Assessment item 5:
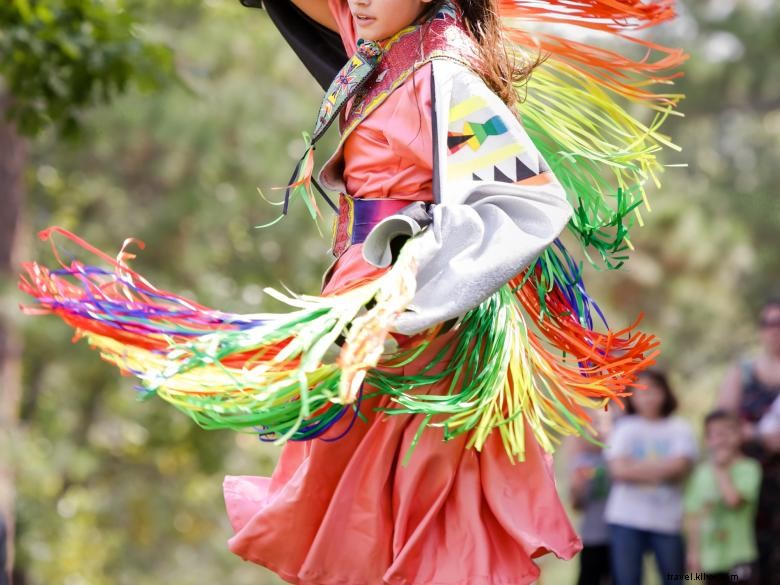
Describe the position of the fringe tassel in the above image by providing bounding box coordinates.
[19,228,415,442]
[20,226,658,460]
[371,276,658,462]
[499,0,685,266]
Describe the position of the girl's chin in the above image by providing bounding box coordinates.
[354,23,389,41]
[355,30,377,39]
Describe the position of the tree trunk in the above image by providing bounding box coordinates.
[0,90,28,585]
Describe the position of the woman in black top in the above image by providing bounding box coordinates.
[719,298,780,585]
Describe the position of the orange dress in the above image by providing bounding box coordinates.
[222,3,581,583]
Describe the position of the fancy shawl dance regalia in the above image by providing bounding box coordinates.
[19,1,685,583]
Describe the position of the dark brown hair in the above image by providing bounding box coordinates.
[625,369,679,418]
[704,409,739,433]
[422,0,540,108]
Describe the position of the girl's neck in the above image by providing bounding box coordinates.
[638,413,664,422]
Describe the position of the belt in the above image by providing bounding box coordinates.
[328,193,458,341]
[331,193,414,258]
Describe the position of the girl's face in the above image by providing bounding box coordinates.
[631,376,666,419]
[348,0,434,41]
[705,418,740,456]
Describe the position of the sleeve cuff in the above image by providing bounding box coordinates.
[361,201,434,268]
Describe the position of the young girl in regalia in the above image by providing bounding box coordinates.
[20,1,686,583]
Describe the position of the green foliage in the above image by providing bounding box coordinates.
[0,0,174,136]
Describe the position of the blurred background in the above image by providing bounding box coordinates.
[0,0,778,583]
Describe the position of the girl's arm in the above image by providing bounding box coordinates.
[609,456,692,483]
[720,364,768,444]
[288,0,338,31]
[657,456,695,482]
[609,457,652,482]
[718,364,743,412]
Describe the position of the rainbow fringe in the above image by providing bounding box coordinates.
[20,227,426,443]
[501,0,685,266]
[20,227,657,461]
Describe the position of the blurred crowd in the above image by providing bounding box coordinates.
[568,299,780,585]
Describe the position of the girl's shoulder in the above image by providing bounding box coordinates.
[608,415,642,441]
[612,414,692,434]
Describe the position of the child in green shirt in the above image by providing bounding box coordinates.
[685,410,762,584]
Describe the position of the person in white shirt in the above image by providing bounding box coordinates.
[605,369,698,585]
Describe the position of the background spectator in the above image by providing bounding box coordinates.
[684,410,761,584]
[719,298,780,585]
[569,410,614,585]
[757,395,780,451]
[605,370,697,585]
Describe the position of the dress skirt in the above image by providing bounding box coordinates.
[224,254,582,584]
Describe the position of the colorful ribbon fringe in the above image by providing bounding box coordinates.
[500,0,685,267]
[20,227,657,461]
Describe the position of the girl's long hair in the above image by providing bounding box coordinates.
[423,0,540,108]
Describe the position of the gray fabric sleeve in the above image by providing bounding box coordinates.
[375,179,572,335]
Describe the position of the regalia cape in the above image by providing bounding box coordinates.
[19,0,684,461]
